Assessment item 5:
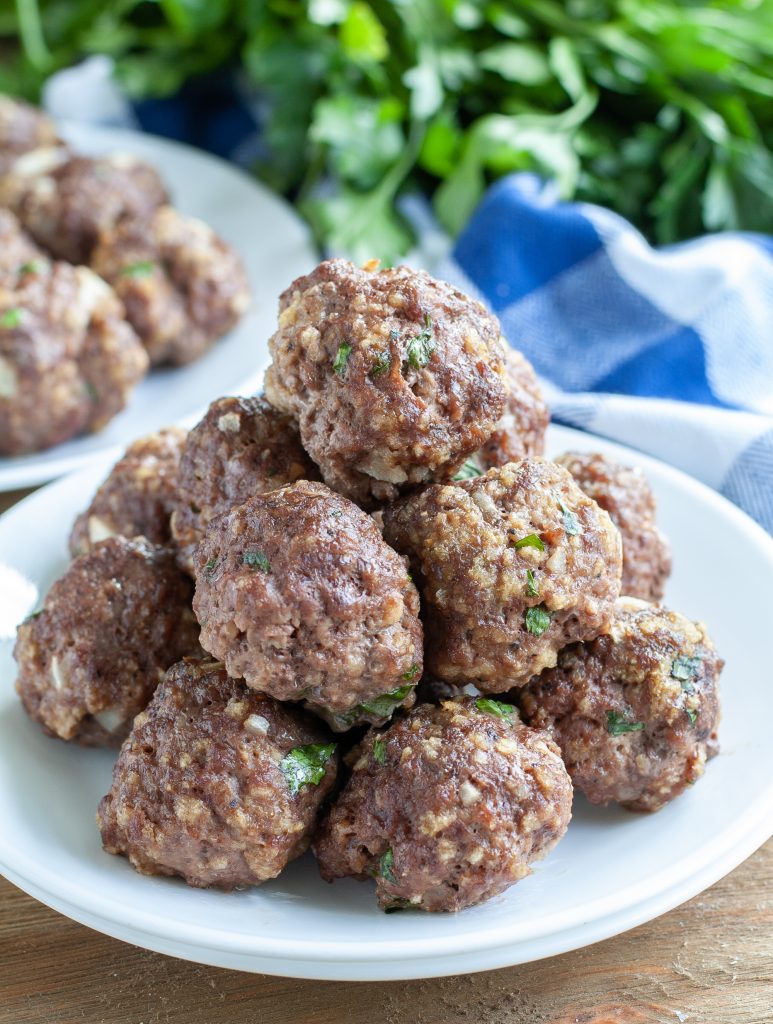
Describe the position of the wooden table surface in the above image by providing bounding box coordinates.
[1,487,771,1024]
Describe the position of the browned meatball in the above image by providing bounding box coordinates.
[264,258,509,507]
[0,95,59,159]
[556,451,672,601]
[14,537,201,746]
[0,150,168,264]
[475,348,549,470]
[0,209,45,279]
[313,697,572,912]
[0,261,148,455]
[193,480,423,727]
[519,598,722,812]
[91,206,251,366]
[383,458,622,691]
[98,658,339,889]
[170,396,317,573]
[69,428,186,557]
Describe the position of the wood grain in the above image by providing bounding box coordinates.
[1,489,771,1024]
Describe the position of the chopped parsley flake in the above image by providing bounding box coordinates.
[606,711,645,735]
[511,532,545,551]
[453,459,483,481]
[0,307,24,328]
[476,698,516,719]
[686,707,698,725]
[379,847,396,883]
[204,558,218,577]
[404,314,435,369]
[120,259,156,278]
[525,604,551,637]
[401,663,420,681]
[85,381,98,401]
[332,342,352,375]
[18,259,45,274]
[369,350,391,376]
[372,738,386,764]
[558,499,581,535]
[334,684,413,729]
[671,656,702,683]
[526,568,539,598]
[280,742,337,795]
[242,551,271,572]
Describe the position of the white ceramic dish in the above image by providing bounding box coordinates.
[0,424,771,981]
[0,121,317,491]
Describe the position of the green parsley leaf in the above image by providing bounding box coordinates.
[0,307,25,328]
[606,711,645,736]
[369,350,391,376]
[401,663,420,681]
[334,684,413,729]
[526,568,539,598]
[686,707,698,725]
[332,342,352,375]
[511,532,545,551]
[120,260,156,279]
[204,558,218,577]
[372,737,386,764]
[404,314,435,369]
[453,459,483,481]
[243,551,271,572]
[280,742,337,795]
[475,697,516,719]
[558,499,581,536]
[18,259,45,274]
[525,605,551,637]
[671,656,702,683]
[379,847,396,883]
[84,381,99,401]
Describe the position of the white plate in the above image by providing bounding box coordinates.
[0,121,317,491]
[0,425,771,981]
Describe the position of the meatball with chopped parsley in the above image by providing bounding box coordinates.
[193,480,423,730]
[313,696,572,912]
[0,260,148,455]
[69,427,187,557]
[0,149,168,264]
[383,457,622,691]
[90,205,251,366]
[98,658,339,889]
[519,598,722,812]
[14,537,201,747]
[170,396,318,574]
[555,451,672,601]
[264,258,509,507]
[473,347,549,472]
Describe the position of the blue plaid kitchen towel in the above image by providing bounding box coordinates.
[436,174,773,534]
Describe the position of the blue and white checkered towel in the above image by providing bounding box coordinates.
[436,174,773,534]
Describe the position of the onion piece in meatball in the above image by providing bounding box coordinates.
[69,427,187,557]
[91,205,251,366]
[170,396,317,574]
[0,261,148,455]
[383,457,622,691]
[264,258,509,507]
[98,658,339,889]
[0,150,168,264]
[519,598,722,812]
[556,451,672,601]
[14,537,201,746]
[193,480,423,728]
[313,696,572,912]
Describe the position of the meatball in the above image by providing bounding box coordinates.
[383,458,622,691]
[14,537,201,746]
[193,480,423,727]
[0,95,59,162]
[264,258,509,507]
[313,697,572,912]
[0,261,148,455]
[69,428,186,558]
[170,396,317,574]
[0,149,168,264]
[98,658,339,889]
[90,206,251,366]
[519,598,722,812]
[474,348,549,471]
[556,451,672,601]
[0,209,45,279]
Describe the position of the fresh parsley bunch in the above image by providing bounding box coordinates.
[3,0,773,260]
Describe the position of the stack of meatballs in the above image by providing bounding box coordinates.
[13,255,722,914]
[0,95,250,456]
